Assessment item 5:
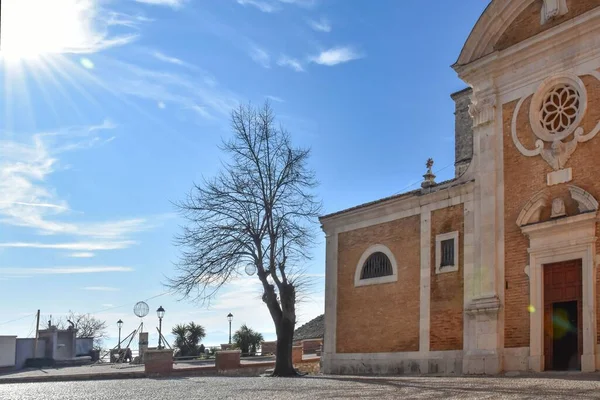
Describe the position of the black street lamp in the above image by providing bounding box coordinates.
[117,319,123,350]
[157,306,165,349]
[227,313,233,345]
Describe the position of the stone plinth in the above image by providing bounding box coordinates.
[144,349,173,376]
[215,350,241,371]
[292,346,303,364]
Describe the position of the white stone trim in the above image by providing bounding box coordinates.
[435,231,459,274]
[323,231,338,365]
[516,191,550,227]
[522,212,598,372]
[354,244,398,287]
[419,211,431,353]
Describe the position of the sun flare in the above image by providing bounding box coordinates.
[0,0,98,62]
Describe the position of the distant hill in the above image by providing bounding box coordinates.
[293,314,324,341]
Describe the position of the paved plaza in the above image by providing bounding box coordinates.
[2,375,600,399]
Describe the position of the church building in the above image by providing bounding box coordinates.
[319,0,600,374]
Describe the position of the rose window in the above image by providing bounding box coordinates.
[539,84,580,135]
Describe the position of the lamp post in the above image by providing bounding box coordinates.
[227,313,233,345]
[157,306,165,349]
[117,319,123,350]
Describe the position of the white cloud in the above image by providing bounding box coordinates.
[84,286,120,291]
[310,46,363,66]
[104,60,239,121]
[236,0,316,13]
[308,17,331,33]
[249,46,271,68]
[236,0,277,13]
[151,51,196,70]
[277,55,304,72]
[0,121,162,249]
[0,267,134,275]
[266,95,284,103]
[134,0,186,8]
[158,101,166,109]
[0,241,137,251]
[69,252,96,258]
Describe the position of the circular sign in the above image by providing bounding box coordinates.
[134,301,149,318]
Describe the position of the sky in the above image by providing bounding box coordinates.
[0,0,489,349]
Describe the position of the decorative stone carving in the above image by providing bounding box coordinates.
[550,198,566,218]
[511,73,600,177]
[541,0,568,25]
[516,190,549,227]
[569,185,599,213]
[421,158,436,189]
[469,96,496,128]
[465,295,501,317]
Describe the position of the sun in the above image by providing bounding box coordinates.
[0,0,96,62]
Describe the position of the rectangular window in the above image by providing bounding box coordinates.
[440,239,455,268]
[435,231,459,274]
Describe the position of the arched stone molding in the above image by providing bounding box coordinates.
[354,244,398,288]
[569,185,599,213]
[455,0,536,66]
[516,190,550,227]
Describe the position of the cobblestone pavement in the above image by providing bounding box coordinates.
[2,375,600,399]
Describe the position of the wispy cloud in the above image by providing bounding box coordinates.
[308,17,331,33]
[249,46,271,68]
[236,0,278,13]
[236,0,316,13]
[0,267,134,275]
[69,252,96,258]
[0,241,137,251]
[134,0,187,8]
[152,51,195,69]
[84,286,120,291]
[0,123,157,246]
[102,60,239,121]
[310,46,363,66]
[277,55,304,72]
[266,95,284,103]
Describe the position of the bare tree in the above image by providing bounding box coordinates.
[169,102,321,376]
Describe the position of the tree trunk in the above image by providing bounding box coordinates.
[272,314,297,377]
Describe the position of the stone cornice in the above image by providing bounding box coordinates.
[320,180,474,235]
[455,6,600,92]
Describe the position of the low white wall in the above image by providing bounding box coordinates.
[0,336,17,368]
[15,339,46,370]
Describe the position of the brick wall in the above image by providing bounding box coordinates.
[451,88,473,177]
[430,205,464,351]
[503,73,600,347]
[336,216,421,353]
[495,0,599,52]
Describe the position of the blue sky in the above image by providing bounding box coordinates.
[0,0,488,348]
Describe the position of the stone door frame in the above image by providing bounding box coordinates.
[522,212,597,372]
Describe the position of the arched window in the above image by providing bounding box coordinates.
[360,252,393,280]
[354,244,398,287]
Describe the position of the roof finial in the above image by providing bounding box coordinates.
[421,158,436,189]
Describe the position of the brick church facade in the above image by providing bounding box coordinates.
[319,0,600,374]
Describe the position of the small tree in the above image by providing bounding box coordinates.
[171,322,206,357]
[169,103,321,376]
[233,324,264,356]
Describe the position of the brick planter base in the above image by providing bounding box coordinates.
[216,350,241,371]
[144,349,173,376]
